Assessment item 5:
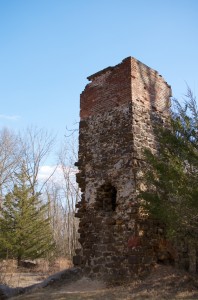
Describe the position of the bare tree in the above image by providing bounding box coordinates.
[45,181,69,257]
[19,126,56,194]
[0,128,21,199]
[43,132,80,259]
[58,133,80,258]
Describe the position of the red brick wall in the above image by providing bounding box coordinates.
[131,58,171,113]
[80,57,132,119]
[80,57,171,120]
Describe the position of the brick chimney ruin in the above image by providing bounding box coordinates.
[74,57,172,281]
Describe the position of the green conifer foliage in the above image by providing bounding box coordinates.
[0,167,55,265]
[140,88,198,244]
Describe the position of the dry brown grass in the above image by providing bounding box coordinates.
[1,261,198,299]
[0,259,18,286]
[0,257,72,288]
[32,257,72,274]
[11,264,198,300]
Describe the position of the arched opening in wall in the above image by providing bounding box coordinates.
[95,183,117,212]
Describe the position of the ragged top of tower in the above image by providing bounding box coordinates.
[80,57,172,120]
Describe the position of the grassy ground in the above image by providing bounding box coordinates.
[11,264,198,300]
[0,258,72,288]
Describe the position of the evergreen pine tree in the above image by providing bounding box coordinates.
[0,166,55,265]
[140,88,198,245]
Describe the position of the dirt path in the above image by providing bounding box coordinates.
[11,265,198,300]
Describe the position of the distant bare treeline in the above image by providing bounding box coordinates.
[0,126,80,260]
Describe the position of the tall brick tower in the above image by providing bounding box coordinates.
[74,57,172,281]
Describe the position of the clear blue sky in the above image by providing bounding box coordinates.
[0,0,198,141]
